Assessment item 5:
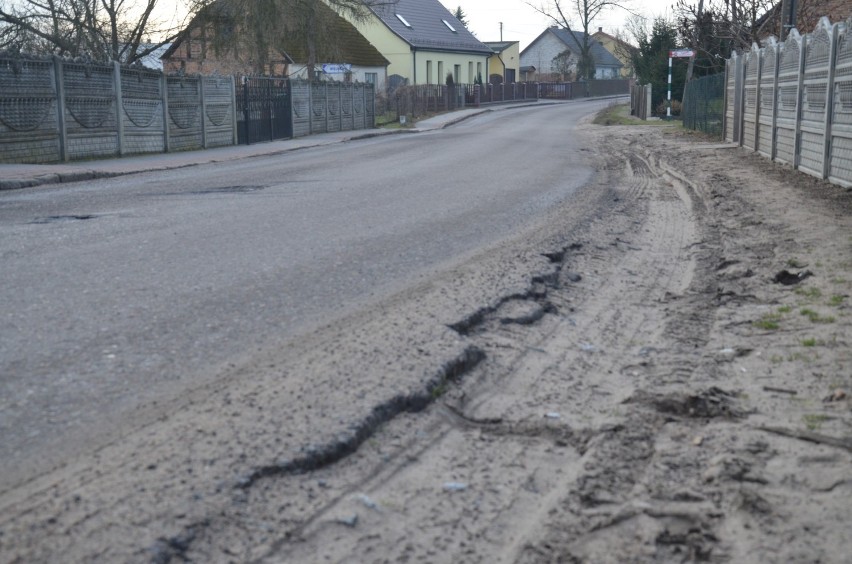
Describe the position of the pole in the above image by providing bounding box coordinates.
[667,56,673,119]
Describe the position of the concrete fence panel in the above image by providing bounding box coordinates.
[0,57,60,163]
[798,18,837,178]
[120,66,165,155]
[774,29,805,166]
[63,60,118,160]
[203,76,236,149]
[742,44,761,150]
[757,38,780,158]
[341,84,354,132]
[166,76,203,152]
[829,17,852,187]
[724,54,742,142]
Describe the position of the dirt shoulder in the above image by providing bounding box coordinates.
[1,112,850,563]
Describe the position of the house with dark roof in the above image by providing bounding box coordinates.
[591,27,636,78]
[344,0,493,87]
[520,27,623,80]
[484,41,520,83]
[161,0,388,84]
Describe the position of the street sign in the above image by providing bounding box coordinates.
[669,49,696,58]
[322,64,352,74]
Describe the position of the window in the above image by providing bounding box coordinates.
[426,60,433,84]
[364,72,377,84]
[454,64,461,84]
[437,61,444,82]
[395,14,412,27]
[468,62,473,82]
[477,62,482,80]
[441,19,456,32]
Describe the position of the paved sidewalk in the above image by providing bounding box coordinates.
[0,98,617,191]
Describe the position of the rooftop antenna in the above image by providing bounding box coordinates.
[499,22,503,41]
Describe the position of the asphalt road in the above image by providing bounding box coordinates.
[0,100,606,493]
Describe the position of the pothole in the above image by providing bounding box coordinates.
[30,214,97,224]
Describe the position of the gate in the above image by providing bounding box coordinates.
[236,77,292,144]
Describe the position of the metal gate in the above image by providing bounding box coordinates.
[236,77,292,144]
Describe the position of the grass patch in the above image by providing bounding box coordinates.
[593,104,671,126]
[803,414,829,431]
[788,351,818,363]
[778,305,793,314]
[800,308,836,323]
[787,258,808,268]
[753,311,783,330]
[802,338,818,347]
[829,295,846,306]
[770,355,785,363]
[795,287,823,300]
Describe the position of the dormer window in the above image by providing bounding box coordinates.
[395,14,412,27]
[442,19,457,32]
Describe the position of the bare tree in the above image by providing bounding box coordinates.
[527,0,635,80]
[0,0,190,63]
[674,0,775,78]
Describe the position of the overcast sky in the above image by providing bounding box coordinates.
[437,0,679,49]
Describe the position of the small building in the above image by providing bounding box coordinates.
[160,0,388,83]
[520,27,623,80]
[519,65,537,82]
[591,27,636,78]
[483,41,521,83]
[344,0,493,87]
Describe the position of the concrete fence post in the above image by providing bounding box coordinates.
[735,53,745,145]
[199,76,208,149]
[161,73,171,153]
[822,23,840,179]
[113,61,125,156]
[52,55,68,162]
[792,34,807,168]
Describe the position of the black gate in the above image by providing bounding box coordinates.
[236,77,292,144]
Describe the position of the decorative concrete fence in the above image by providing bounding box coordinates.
[0,54,237,164]
[724,16,852,188]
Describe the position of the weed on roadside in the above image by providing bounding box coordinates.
[754,312,783,330]
[829,295,846,306]
[803,414,829,431]
[795,287,823,300]
[800,308,836,323]
[801,338,818,347]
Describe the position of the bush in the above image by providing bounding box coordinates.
[655,99,682,117]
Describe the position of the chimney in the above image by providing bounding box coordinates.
[598,27,603,33]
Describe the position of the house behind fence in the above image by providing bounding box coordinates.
[722,16,852,188]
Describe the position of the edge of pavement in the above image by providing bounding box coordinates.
[0,97,626,191]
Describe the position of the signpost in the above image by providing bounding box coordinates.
[667,49,695,119]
